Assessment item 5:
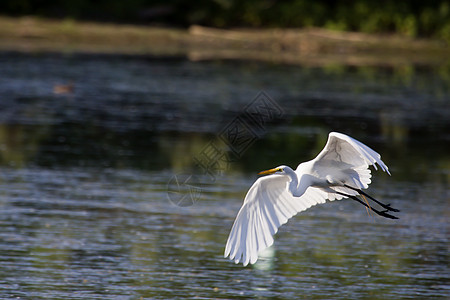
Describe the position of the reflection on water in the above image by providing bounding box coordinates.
[0,52,448,299]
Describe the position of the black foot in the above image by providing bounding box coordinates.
[336,192,399,220]
[376,209,399,219]
[343,184,400,213]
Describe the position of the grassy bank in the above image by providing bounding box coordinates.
[0,16,448,66]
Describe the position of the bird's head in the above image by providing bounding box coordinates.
[258,165,287,176]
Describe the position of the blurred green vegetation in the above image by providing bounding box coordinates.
[1,0,449,41]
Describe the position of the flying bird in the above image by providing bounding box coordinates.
[224,132,399,266]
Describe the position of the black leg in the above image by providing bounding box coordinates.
[336,192,399,219]
[343,184,400,212]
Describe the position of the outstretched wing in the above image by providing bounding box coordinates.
[224,174,328,266]
[314,132,390,174]
[309,132,390,199]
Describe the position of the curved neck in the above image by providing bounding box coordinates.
[284,166,309,197]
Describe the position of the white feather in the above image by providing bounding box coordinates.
[224,132,391,266]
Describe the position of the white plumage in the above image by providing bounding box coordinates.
[224,132,395,266]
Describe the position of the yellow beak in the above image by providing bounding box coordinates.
[258,168,279,176]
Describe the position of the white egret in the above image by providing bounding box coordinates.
[224,132,399,266]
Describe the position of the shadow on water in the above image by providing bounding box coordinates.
[0,51,448,299]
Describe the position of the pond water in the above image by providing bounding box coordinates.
[0,52,448,299]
